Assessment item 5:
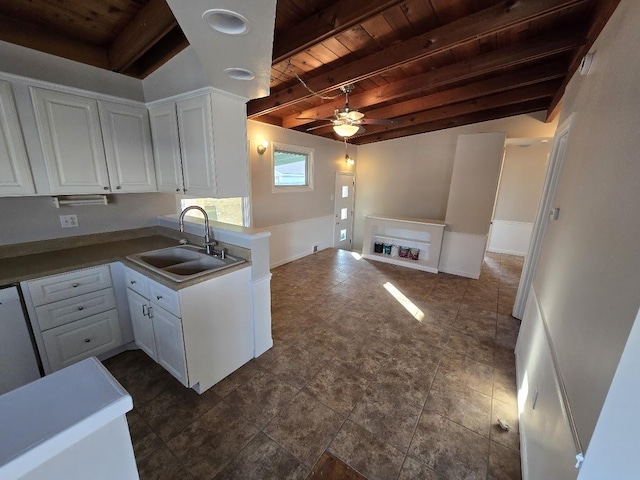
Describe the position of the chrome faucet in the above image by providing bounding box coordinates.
[178,206,215,255]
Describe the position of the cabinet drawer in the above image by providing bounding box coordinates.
[28,265,112,306]
[124,267,149,298]
[35,288,116,331]
[42,309,122,372]
[148,280,180,318]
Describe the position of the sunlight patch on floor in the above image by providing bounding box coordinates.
[351,252,362,260]
[383,282,425,322]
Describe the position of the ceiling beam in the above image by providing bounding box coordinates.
[248,0,586,117]
[350,81,559,140]
[365,60,567,120]
[108,0,177,73]
[283,31,582,129]
[123,26,188,78]
[546,0,622,122]
[351,99,551,145]
[272,0,404,64]
[306,62,565,136]
[0,15,109,69]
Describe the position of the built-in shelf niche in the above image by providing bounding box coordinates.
[362,214,445,273]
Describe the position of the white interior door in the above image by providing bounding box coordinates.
[334,172,355,249]
[512,114,574,319]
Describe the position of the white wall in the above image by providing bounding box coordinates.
[488,142,550,255]
[494,143,550,223]
[247,120,355,264]
[142,47,212,103]
[525,0,640,456]
[248,120,354,228]
[354,112,558,250]
[0,41,144,101]
[0,193,176,245]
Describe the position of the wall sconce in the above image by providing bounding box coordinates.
[345,154,355,166]
[256,140,269,155]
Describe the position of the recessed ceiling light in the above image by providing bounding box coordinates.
[225,68,255,81]
[202,9,249,35]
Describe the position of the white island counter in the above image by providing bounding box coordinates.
[0,357,138,480]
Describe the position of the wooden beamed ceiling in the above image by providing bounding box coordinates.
[0,0,621,143]
[251,0,622,144]
[0,0,188,79]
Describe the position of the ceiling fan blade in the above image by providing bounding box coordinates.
[360,118,398,125]
[296,116,333,121]
[306,123,334,131]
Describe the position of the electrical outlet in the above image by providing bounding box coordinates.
[313,245,318,252]
[60,214,78,228]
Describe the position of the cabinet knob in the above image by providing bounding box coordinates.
[72,283,79,288]
[156,295,163,300]
[103,186,109,190]
[176,188,180,192]
[183,188,187,193]
[130,280,136,284]
[78,306,84,311]
[116,185,122,190]
[84,338,91,343]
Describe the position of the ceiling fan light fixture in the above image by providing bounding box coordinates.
[333,124,360,137]
[202,9,250,35]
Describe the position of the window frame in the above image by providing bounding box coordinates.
[271,142,314,193]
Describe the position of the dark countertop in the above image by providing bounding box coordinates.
[0,235,250,289]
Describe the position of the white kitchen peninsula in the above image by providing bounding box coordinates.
[362,214,445,273]
[0,357,138,480]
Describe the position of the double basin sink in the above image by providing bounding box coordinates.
[127,245,245,282]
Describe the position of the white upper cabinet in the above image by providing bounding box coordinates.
[99,101,157,193]
[177,94,216,197]
[0,80,35,195]
[148,90,249,199]
[149,102,184,194]
[31,87,111,194]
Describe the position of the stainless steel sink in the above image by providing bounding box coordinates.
[127,245,245,282]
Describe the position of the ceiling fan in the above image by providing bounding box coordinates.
[300,84,397,137]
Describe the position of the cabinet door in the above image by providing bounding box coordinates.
[30,87,110,194]
[0,80,35,195]
[177,94,216,197]
[99,101,157,193]
[210,91,249,198]
[126,289,156,361]
[149,103,184,194]
[151,305,187,387]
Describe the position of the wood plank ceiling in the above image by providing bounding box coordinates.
[0,0,620,144]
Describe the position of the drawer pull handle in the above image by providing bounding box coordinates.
[156,295,163,300]
[72,283,79,288]
[142,304,148,316]
[130,280,136,285]
[84,338,91,343]
[78,306,84,311]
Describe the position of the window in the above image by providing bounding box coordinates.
[272,142,314,192]
[179,197,248,227]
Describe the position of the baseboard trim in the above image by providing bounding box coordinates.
[486,247,526,256]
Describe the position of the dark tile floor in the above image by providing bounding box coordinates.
[104,249,523,480]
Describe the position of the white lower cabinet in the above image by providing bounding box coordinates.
[127,289,157,360]
[23,265,123,373]
[124,264,252,393]
[41,310,122,371]
[126,286,187,386]
[152,304,187,386]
